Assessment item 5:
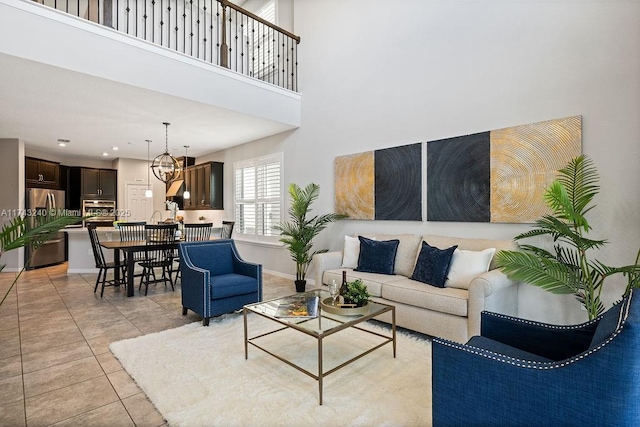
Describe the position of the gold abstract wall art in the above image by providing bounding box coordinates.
[490,116,582,223]
[335,151,375,220]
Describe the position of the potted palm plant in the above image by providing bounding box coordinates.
[274,183,347,292]
[0,213,84,306]
[495,155,640,320]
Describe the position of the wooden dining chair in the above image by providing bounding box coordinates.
[138,223,177,295]
[117,221,147,282]
[221,221,235,239]
[173,222,213,283]
[87,225,126,297]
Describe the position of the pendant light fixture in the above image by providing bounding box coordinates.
[182,145,191,200]
[144,140,153,198]
[151,122,181,184]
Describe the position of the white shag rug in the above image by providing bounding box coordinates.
[110,314,432,426]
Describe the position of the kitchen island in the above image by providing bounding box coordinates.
[66,227,119,273]
[65,225,223,273]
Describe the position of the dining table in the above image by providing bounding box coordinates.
[100,239,181,297]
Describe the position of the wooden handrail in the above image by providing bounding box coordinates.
[219,0,300,44]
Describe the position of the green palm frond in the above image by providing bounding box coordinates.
[274,183,347,281]
[1,213,85,306]
[495,250,577,294]
[498,154,640,320]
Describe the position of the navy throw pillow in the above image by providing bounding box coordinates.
[355,236,400,275]
[411,242,457,288]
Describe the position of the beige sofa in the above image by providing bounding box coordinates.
[313,234,519,343]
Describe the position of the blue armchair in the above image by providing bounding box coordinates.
[432,290,640,426]
[179,239,262,326]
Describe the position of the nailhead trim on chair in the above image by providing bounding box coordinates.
[435,294,633,370]
[482,311,601,329]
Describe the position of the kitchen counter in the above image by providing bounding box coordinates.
[67,227,119,273]
[66,226,223,273]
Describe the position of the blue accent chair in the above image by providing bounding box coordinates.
[179,239,262,326]
[432,290,640,426]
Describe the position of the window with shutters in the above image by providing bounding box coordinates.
[234,153,282,241]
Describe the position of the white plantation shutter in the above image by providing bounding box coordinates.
[234,153,282,239]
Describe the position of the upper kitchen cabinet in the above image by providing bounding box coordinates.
[81,168,117,199]
[25,157,60,189]
[183,161,223,210]
[68,167,117,208]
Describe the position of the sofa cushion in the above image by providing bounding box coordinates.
[355,236,399,275]
[411,242,457,288]
[363,233,422,277]
[323,268,404,297]
[445,248,496,289]
[341,235,362,269]
[382,278,468,316]
[423,234,518,270]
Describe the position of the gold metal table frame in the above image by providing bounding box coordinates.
[243,290,396,405]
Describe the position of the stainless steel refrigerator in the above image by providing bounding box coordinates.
[25,188,67,269]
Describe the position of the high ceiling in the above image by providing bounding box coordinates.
[0,53,296,162]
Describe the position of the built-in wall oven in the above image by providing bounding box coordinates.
[83,200,117,227]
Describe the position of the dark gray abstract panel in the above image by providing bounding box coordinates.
[427,132,490,222]
[374,143,422,221]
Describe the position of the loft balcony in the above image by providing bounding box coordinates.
[0,0,301,157]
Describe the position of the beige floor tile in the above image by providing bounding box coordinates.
[0,355,22,380]
[86,328,143,356]
[24,356,104,398]
[107,370,141,399]
[20,328,85,355]
[22,340,94,374]
[0,400,26,427]
[0,312,19,331]
[25,376,119,427]
[50,401,135,427]
[121,393,166,427]
[19,316,79,341]
[0,335,20,360]
[96,351,123,374]
[0,375,24,404]
[78,317,138,341]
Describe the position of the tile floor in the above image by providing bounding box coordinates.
[0,263,294,426]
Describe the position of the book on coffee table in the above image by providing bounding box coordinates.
[275,295,319,318]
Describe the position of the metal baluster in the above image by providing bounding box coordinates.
[202,0,207,62]
[167,0,170,50]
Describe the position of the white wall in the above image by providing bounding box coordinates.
[219,0,640,324]
[0,139,25,271]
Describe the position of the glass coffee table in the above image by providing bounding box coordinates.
[243,290,396,405]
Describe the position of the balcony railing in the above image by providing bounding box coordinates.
[32,0,300,92]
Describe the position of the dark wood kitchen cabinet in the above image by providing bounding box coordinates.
[81,168,117,199]
[25,157,59,189]
[182,161,223,210]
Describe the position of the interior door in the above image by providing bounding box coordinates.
[125,183,153,223]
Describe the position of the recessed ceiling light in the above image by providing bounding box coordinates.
[102,152,109,156]
[58,142,67,147]
[57,138,70,147]
[112,146,119,151]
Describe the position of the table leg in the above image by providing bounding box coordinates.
[392,307,397,358]
[318,336,323,405]
[244,308,248,359]
[126,248,135,297]
[113,249,121,286]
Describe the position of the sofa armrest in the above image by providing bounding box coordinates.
[312,251,343,287]
[467,269,518,337]
[179,246,212,316]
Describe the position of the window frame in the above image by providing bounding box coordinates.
[233,152,283,244]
